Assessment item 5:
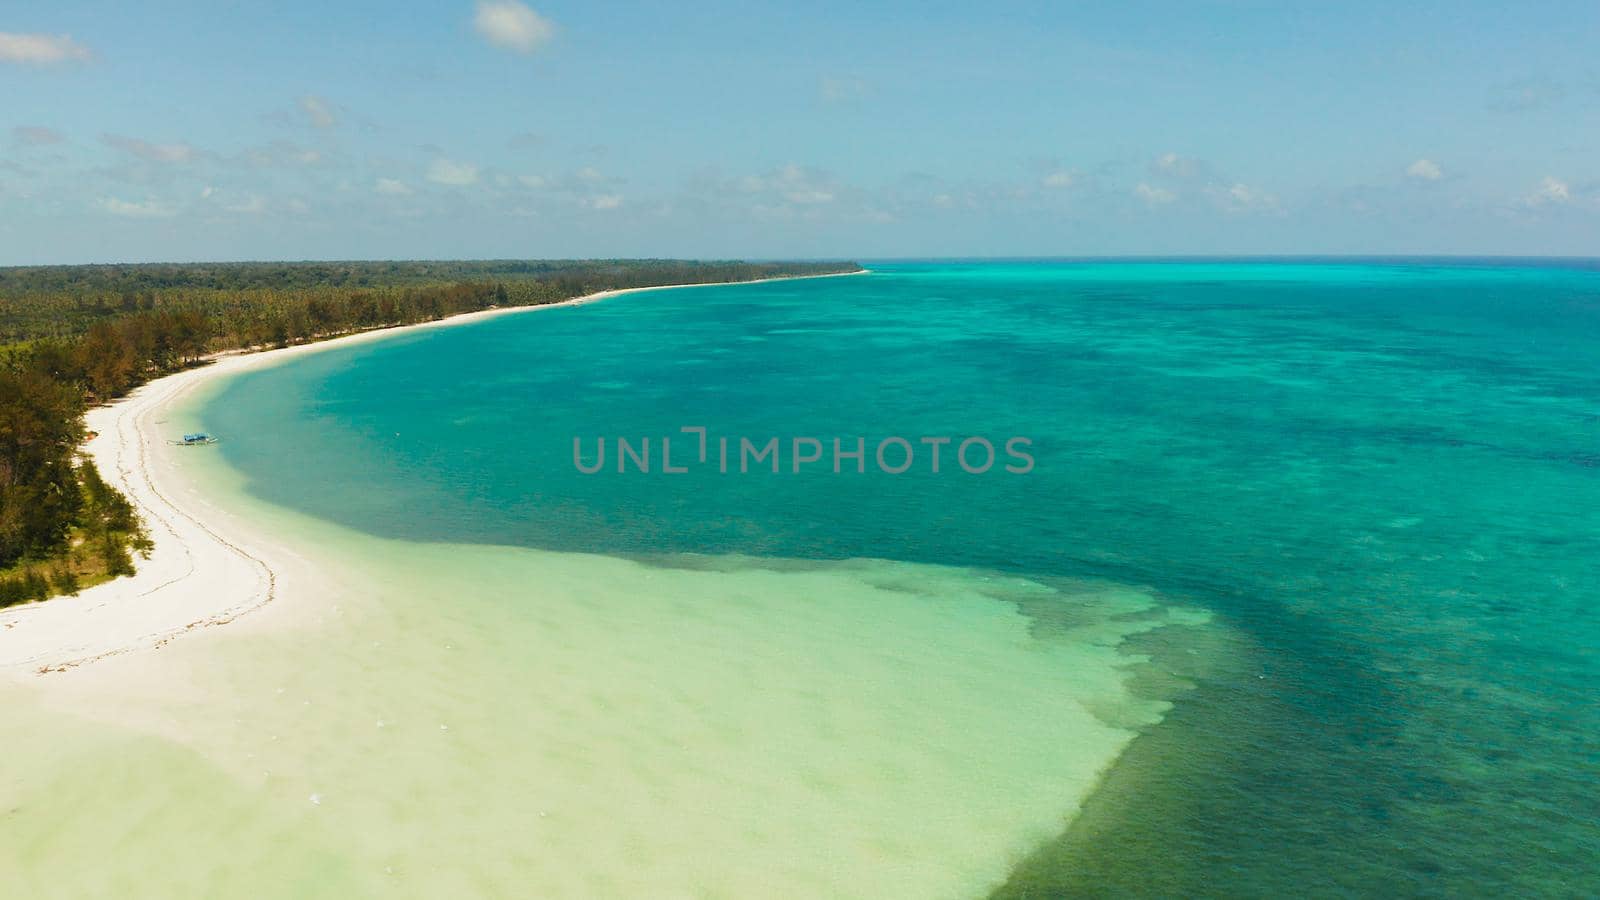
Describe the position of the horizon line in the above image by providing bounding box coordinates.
[5,253,1600,271]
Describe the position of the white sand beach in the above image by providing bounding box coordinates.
[0,265,1208,898]
[0,272,862,678]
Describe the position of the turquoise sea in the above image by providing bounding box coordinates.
[8,260,1595,897]
[195,259,1600,896]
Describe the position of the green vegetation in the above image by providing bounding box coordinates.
[0,259,859,606]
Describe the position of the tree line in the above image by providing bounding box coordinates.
[0,258,859,605]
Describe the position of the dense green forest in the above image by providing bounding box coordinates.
[0,259,859,606]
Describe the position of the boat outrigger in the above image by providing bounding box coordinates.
[169,432,219,446]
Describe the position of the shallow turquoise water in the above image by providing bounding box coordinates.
[205,260,1600,895]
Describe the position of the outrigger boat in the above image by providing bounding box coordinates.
[169,432,219,446]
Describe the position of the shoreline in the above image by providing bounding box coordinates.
[0,261,1204,898]
[0,269,865,677]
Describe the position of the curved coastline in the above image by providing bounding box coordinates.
[0,270,865,677]
[0,263,1210,898]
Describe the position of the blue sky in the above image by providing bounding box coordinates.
[2,1,1598,264]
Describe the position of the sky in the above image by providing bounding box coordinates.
[2,0,1598,264]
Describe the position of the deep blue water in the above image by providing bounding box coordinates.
[205,260,1600,896]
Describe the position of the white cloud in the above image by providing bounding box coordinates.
[737,164,838,205]
[1041,171,1074,189]
[687,163,872,222]
[102,134,197,164]
[1134,183,1176,205]
[587,194,623,210]
[0,32,91,65]
[96,197,174,218]
[375,177,413,196]
[1154,152,1202,178]
[427,158,480,186]
[1212,182,1279,214]
[517,174,547,189]
[473,2,554,55]
[1229,183,1269,206]
[1406,158,1443,181]
[1527,176,1570,205]
[785,188,834,204]
[729,163,835,205]
[298,95,338,129]
[1147,153,1283,214]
